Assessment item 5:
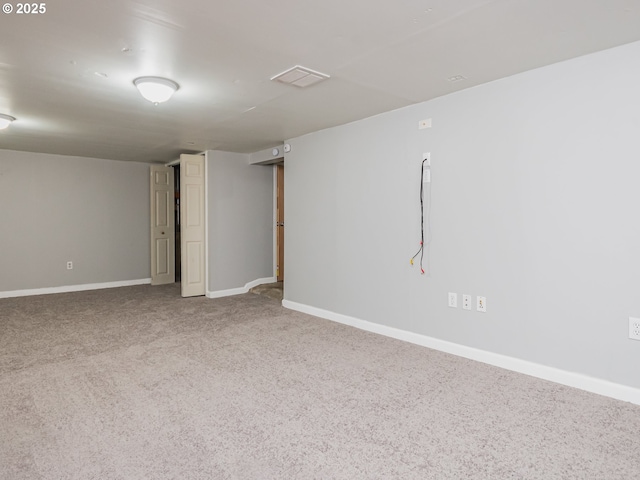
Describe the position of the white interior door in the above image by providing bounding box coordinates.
[180,154,206,297]
[150,165,175,285]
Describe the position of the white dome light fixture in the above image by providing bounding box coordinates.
[133,76,179,104]
[0,113,16,130]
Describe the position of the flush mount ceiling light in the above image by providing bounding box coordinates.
[133,76,179,104]
[0,113,16,130]
[271,65,330,88]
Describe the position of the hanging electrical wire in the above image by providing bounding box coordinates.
[411,158,430,274]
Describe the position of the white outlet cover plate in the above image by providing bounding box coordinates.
[630,317,640,340]
[448,292,457,308]
[477,296,487,313]
[462,294,471,310]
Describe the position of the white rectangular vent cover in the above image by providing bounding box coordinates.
[271,65,330,88]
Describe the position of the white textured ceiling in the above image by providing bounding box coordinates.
[1,0,640,163]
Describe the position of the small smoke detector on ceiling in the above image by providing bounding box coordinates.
[271,65,330,88]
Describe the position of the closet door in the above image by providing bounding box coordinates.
[150,165,175,285]
[180,154,206,297]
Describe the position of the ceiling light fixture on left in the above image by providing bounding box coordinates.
[133,76,179,104]
[0,114,16,130]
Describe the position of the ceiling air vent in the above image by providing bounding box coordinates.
[271,65,330,88]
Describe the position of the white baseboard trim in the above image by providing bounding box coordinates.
[0,278,152,299]
[282,300,640,406]
[207,277,277,299]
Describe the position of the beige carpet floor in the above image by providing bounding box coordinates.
[1,284,639,479]
[249,281,283,302]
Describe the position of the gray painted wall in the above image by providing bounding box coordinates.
[207,150,274,292]
[284,41,640,388]
[0,150,150,292]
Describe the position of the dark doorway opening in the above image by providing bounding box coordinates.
[172,164,181,282]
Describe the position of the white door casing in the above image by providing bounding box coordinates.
[150,165,175,285]
[180,154,206,297]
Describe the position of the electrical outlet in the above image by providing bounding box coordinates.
[448,292,457,308]
[66,261,73,270]
[462,294,471,310]
[422,152,431,166]
[418,118,432,130]
[630,317,640,341]
[477,296,487,313]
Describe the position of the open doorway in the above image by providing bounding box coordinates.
[248,160,284,302]
[150,154,206,296]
